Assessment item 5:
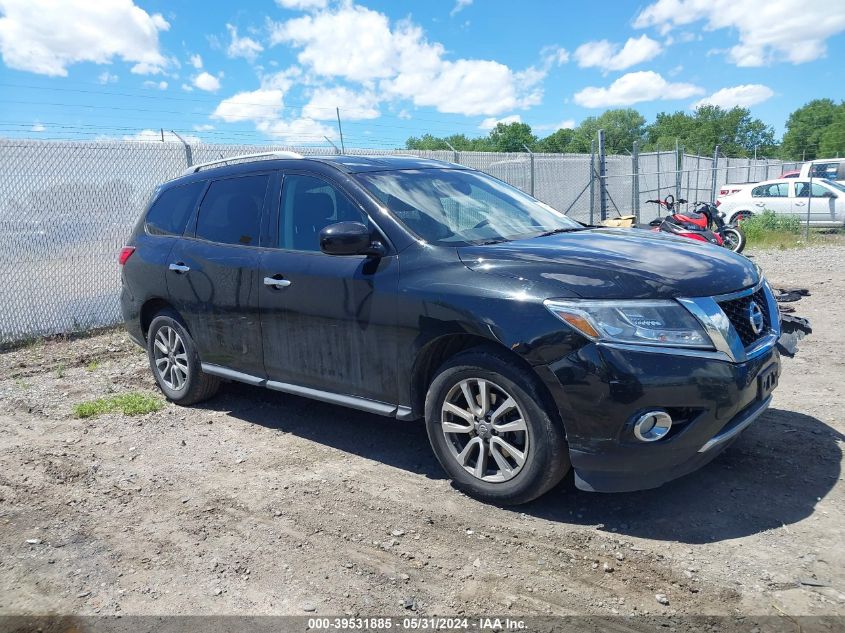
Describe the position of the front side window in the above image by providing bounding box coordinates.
[195,174,269,246]
[145,181,205,236]
[356,168,581,245]
[279,174,369,251]
[795,182,832,198]
[751,183,787,198]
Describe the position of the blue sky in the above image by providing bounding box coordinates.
[0,0,843,150]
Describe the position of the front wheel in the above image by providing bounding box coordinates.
[424,348,570,505]
[722,227,746,253]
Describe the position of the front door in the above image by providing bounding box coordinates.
[259,172,399,403]
[166,171,274,375]
[792,181,837,224]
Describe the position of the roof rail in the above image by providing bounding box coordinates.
[181,150,304,175]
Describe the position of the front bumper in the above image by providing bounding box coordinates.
[536,342,780,493]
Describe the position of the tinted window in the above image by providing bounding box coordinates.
[751,183,787,198]
[145,181,205,236]
[279,174,368,251]
[195,175,269,246]
[795,182,831,198]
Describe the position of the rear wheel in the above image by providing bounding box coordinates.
[424,348,570,505]
[147,309,220,405]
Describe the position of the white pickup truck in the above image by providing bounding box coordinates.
[795,158,845,183]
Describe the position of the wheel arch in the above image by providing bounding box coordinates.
[408,333,565,436]
[140,298,180,340]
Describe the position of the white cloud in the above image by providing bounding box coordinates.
[275,0,327,10]
[541,45,569,67]
[256,116,335,142]
[478,114,521,130]
[573,35,662,72]
[226,24,263,62]
[123,129,201,143]
[397,109,411,120]
[212,89,285,123]
[535,119,576,132]
[303,86,379,120]
[269,4,545,116]
[193,71,221,92]
[98,71,118,84]
[634,0,845,66]
[691,84,774,110]
[142,80,168,90]
[0,0,169,76]
[450,0,472,17]
[193,124,215,132]
[573,70,703,108]
[189,54,203,69]
[31,121,45,132]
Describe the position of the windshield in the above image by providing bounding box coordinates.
[356,168,582,245]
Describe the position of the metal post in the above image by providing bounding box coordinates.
[656,144,662,204]
[710,145,720,202]
[631,140,640,221]
[597,129,607,220]
[335,107,345,153]
[805,174,813,239]
[444,141,459,165]
[694,149,701,202]
[589,139,595,225]
[160,128,164,143]
[169,130,193,167]
[324,136,340,154]
[675,139,682,201]
[523,144,534,196]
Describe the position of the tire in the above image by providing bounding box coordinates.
[424,347,570,505]
[722,227,746,253]
[733,210,753,224]
[146,309,220,405]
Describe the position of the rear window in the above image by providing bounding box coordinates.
[195,174,269,246]
[809,162,841,180]
[145,181,205,236]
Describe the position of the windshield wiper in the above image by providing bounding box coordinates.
[534,227,584,238]
[477,237,511,245]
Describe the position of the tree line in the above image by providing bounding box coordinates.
[405,99,845,160]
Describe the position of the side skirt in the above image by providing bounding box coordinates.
[200,363,409,419]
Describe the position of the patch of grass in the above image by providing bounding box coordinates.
[14,378,30,390]
[85,360,101,372]
[741,211,838,250]
[55,362,66,378]
[73,392,164,419]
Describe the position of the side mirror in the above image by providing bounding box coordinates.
[320,221,385,257]
[822,191,836,198]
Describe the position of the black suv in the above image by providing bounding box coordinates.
[120,153,782,505]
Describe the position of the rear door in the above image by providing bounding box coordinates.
[749,182,791,214]
[166,171,276,375]
[258,171,399,403]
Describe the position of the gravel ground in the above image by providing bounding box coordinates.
[0,244,843,619]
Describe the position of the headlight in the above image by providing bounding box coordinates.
[544,299,713,349]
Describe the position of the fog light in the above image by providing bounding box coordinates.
[633,411,673,442]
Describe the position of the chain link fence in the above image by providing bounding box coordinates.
[0,138,798,345]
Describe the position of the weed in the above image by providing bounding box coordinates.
[73,392,164,419]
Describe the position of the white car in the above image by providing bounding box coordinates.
[717,177,845,227]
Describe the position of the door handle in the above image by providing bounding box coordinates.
[168,262,190,273]
[755,202,766,207]
[264,276,292,289]
[795,202,805,206]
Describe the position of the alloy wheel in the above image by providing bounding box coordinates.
[153,325,189,391]
[440,378,530,482]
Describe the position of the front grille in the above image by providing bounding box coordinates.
[718,287,771,347]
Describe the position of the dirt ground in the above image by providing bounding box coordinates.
[0,244,843,619]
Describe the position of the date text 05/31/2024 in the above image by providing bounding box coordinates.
[306,617,527,630]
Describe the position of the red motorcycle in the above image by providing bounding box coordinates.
[645,195,745,253]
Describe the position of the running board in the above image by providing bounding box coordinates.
[200,363,409,419]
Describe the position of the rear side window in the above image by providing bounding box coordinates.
[145,181,205,236]
[195,174,269,246]
[751,183,787,198]
[809,162,839,179]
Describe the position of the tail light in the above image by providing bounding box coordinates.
[718,188,741,197]
[715,200,721,207]
[119,246,136,265]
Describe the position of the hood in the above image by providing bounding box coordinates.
[458,228,758,299]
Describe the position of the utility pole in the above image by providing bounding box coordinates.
[335,107,345,153]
